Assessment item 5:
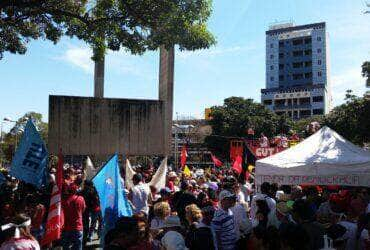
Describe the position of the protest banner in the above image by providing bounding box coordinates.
[10,120,48,188]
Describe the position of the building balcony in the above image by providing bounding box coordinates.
[273,103,311,110]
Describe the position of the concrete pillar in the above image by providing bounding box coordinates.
[94,56,105,98]
[159,46,175,157]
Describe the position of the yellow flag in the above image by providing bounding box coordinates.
[183,165,191,177]
[248,165,255,172]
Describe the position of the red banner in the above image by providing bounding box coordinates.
[249,146,285,159]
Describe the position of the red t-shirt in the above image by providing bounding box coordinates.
[62,195,86,232]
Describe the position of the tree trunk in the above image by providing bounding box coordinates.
[158,46,175,157]
[94,54,105,98]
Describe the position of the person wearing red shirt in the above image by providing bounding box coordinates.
[61,183,86,250]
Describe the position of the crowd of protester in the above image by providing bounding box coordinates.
[1,160,370,250]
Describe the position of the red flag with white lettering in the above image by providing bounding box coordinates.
[41,151,64,246]
[211,154,223,167]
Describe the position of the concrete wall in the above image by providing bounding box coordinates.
[48,95,166,156]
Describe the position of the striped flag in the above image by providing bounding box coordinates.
[41,151,64,246]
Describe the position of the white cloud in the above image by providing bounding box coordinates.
[59,46,93,74]
[331,67,367,105]
[57,44,157,78]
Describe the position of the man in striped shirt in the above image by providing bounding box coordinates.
[211,190,237,250]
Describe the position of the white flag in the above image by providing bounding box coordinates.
[85,156,97,180]
[149,157,167,191]
[125,159,136,190]
[125,158,167,192]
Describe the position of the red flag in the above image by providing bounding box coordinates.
[211,154,223,167]
[232,155,242,174]
[180,146,187,167]
[41,151,64,246]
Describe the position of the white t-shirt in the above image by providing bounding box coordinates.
[231,203,252,239]
[131,182,150,214]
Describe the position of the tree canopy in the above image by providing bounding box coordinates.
[324,91,370,145]
[0,0,216,60]
[362,61,370,87]
[204,97,294,158]
[205,92,370,159]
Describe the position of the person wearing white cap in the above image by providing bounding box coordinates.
[211,190,237,250]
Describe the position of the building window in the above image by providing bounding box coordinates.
[313,109,324,115]
[317,48,322,53]
[293,39,303,45]
[317,36,322,41]
[301,110,311,116]
[293,50,303,57]
[279,41,284,48]
[318,71,322,77]
[304,38,312,44]
[270,76,274,81]
[293,62,303,68]
[293,73,303,80]
[279,53,284,59]
[270,65,274,70]
[270,43,274,48]
[270,54,274,59]
[318,60,322,65]
[305,72,312,79]
[304,50,311,56]
[305,61,312,67]
[263,100,272,105]
[279,64,284,70]
[313,96,324,102]
[279,75,284,81]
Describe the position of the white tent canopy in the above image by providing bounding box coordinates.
[255,126,370,187]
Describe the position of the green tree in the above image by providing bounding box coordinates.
[362,61,370,87]
[324,91,370,145]
[291,115,324,137]
[0,0,89,59]
[205,97,290,158]
[0,0,216,60]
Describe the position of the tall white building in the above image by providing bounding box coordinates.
[261,22,332,119]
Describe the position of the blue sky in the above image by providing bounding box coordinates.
[0,0,369,131]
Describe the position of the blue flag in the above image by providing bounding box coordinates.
[10,120,48,188]
[92,154,132,234]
